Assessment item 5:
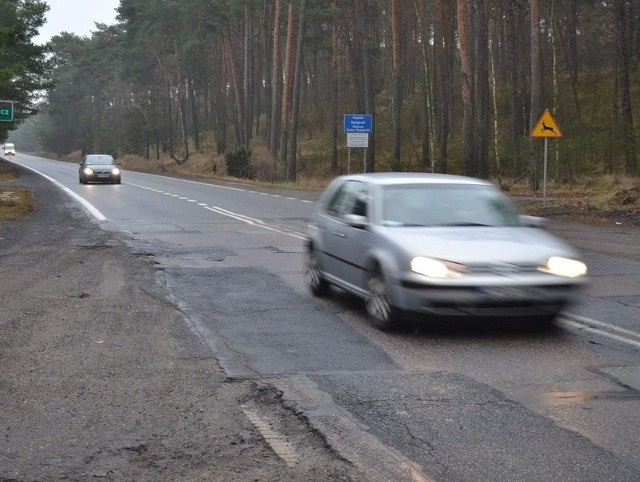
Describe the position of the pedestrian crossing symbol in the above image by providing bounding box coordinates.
[531,109,563,138]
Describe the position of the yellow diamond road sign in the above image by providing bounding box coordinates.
[531,109,562,138]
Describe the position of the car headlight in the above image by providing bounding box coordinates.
[411,257,466,279]
[83,167,94,175]
[540,256,588,278]
[112,168,121,175]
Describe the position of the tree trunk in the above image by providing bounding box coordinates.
[489,19,501,181]
[434,0,453,173]
[566,0,581,120]
[413,0,434,170]
[329,0,340,171]
[474,0,489,179]
[615,0,638,175]
[279,2,296,175]
[223,27,245,146]
[244,5,253,144]
[457,0,474,176]
[529,0,541,190]
[189,79,200,151]
[362,0,376,172]
[391,0,402,165]
[270,0,283,155]
[505,3,522,175]
[287,0,306,182]
[258,1,272,138]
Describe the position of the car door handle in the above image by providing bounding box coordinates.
[332,231,346,238]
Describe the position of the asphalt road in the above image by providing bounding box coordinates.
[1,158,360,481]
[3,154,640,481]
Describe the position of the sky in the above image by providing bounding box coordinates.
[35,0,120,44]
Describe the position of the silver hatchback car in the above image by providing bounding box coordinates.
[305,173,588,330]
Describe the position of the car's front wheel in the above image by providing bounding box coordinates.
[365,267,398,331]
[305,248,330,297]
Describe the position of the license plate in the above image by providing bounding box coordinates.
[476,286,543,301]
[97,173,110,178]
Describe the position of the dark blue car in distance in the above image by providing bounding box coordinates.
[79,154,121,184]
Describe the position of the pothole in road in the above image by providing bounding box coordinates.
[242,406,300,466]
[239,381,356,475]
[264,246,305,254]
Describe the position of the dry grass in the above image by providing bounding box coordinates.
[0,188,34,222]
[112,138,335,192]
[514,175,640,225]
[0,160,35,222]
[0,160,19,182]
[119,145,640,207]
[509,174,640,209]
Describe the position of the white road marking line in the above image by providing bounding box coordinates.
[8,161,107,221]
[203,206,306,240]
[126,181,307,240]
[559,314,640,349]
[564,313,640,341]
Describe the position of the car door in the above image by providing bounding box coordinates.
[318,180,370,293]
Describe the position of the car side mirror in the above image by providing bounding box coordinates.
[343,214,369,229]
[519,214,547,228]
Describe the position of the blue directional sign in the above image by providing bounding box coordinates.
[344,114,373,133]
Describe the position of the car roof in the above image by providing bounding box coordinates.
[332,172,493,187]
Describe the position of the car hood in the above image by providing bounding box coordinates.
[376,226,581,263]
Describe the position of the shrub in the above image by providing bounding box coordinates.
[224,146,253,179]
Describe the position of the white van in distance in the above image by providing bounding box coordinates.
[4,143,15,155]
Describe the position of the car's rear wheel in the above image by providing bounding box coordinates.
[305,248,330,297]
[366,267,398,331]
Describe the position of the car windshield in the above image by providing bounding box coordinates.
[85,155,115,165]
[381,184,520,227]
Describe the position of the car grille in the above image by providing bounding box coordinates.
[467,263,538,276]
[422,302,564,317]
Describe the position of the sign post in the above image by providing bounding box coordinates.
[0,101,14,122]
[531,110,563,207]
[343,114,373,173]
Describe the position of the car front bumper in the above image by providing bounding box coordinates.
[393,278,583,318]
[82,173,121,183]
